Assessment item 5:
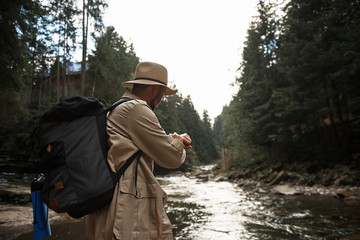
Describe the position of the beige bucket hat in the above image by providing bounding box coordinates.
[122,61,177,96]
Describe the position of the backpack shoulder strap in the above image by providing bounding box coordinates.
[106,97,133,113]
[107,98,142,183]
[112,150,142,184]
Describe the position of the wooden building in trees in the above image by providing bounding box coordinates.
[31,62,89,106]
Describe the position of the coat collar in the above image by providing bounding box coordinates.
[122,92,140,100]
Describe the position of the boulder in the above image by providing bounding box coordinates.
[214,175,227,182]
[336,187,354,198]
[271,184,300,195]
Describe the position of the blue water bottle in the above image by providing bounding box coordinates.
[31,174,51,240]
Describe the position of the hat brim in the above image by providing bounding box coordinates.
[122,79,177,96]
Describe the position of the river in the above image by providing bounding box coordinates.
[159,171,360,240]
[12,167,360,240]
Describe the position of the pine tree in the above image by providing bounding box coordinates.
[87,26,139,103]
[277,0,360,164]
[155,93,185,134]
[80,0,108,96]
[202,110,219,161]
[234,0,281,162]
[48,0,79,101]
[0,0,44,122]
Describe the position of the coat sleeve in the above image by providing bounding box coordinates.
[126,102,186,169]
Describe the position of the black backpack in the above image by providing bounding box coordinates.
[34,96,141,218]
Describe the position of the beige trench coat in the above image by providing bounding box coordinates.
[86,92,186,240]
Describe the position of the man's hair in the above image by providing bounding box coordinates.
[132,84,152,91]
[133,84,164,93]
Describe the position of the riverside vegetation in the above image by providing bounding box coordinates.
[0,0,359,238]
[1,165,359,240]
[1,0,359,190]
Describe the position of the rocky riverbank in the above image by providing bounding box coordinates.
[189,165,360,240]
[189,165,360,201]
[0,183,80,240]
[1,164,359,240]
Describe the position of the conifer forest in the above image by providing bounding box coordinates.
[0,0,359,184]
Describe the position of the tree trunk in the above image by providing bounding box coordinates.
[330,77,350,162]
[38,77,42,107]
[92,77,96,97]
[49,73,52,104]
[63,57,68,98]
[56,55,60,103]
[80,0,87,96]
[63,29,68,98]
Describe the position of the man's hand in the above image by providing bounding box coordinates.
[170,133,192,149]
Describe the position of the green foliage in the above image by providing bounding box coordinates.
[87,26,139,103]
[177,96,219,164]
[0,114,37,159]
[48,0,79,55]
[155,93,185,133]
[217,0,360,173]
[276,0,360,163]
[156,95,220,165]
[83,0,108,31]
[201,110,220,161]
[217,0,282,169]
[0,0,40,91]
[0,0,218,170]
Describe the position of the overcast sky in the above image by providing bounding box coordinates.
[103,0,258,121]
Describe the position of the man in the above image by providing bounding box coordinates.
[86,61,192,240]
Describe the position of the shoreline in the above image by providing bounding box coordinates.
[0,203,79,240]
[1,166,359,240]
[188,165,360,200]
[0,183,81,240]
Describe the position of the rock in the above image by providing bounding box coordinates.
[271,184,300,195]
[184,172,192,178]
[214,176,227,182]
[337,187,354,198]
[237,179,257,188]
[193,169,205,177]
[256,188,268,193]
[196,174,212,182]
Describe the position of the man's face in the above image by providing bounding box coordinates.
[150,86,165,110]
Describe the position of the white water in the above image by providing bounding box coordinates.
[158,174,260,240]
[157,171,360,240]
